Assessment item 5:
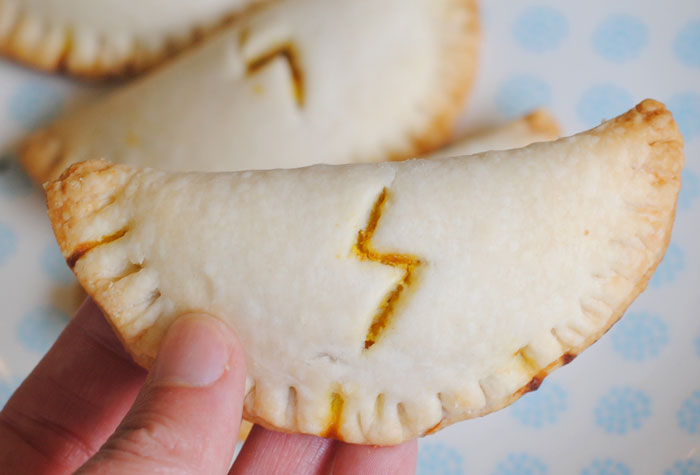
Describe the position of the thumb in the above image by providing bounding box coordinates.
[78,314,246,474]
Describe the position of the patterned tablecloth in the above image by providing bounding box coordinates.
[1,1,699,473]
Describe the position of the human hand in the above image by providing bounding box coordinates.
[0,299,417,474]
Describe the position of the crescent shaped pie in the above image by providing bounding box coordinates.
[20,0,479,183]
[45,100,683,445]
[0,0,263,77]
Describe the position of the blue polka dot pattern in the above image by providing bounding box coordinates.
[650,242,685,288]
[417,443,464,475]
[576,84,635,128]
[0,220,17,266]
[510,381,567,427]
[17,306,68,353]
[512,6,568,53]
[667,92,700,140]
[594,387,651,434]
[41,242,75,285]
[592,14,649,62]
[581,459,631,475]
[664,459,700,475]
[610,312,668,361]
[496,75,552,118]
[678,390,700,434]
[7,81,64,130]
[0,155,32,198]
[674,20,700,68]
[493,453,548,475]
[679,168,700,210]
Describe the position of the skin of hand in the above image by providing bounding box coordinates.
[0,299,417,474]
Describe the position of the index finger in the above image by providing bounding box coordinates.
[0,299,146,474]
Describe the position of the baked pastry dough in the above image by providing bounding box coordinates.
[20,0,479,183]
[46,100,683,445]
[426,108,560,158]
[0,0,262,77]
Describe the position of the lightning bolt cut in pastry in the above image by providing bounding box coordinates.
[20,0,480,183]
[0,0,264,77]
[46,100,683,445]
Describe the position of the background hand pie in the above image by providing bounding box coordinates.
[0,0,263,77]
[20,0,480,183]
[45,100,683,445]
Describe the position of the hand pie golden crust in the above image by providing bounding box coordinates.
[21,0,479,183]
[0,0,264,78]
[46,100,683,445]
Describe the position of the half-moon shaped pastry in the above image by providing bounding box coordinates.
[0,0,263,77]
[21,0,479,182]
[46,100,683,445]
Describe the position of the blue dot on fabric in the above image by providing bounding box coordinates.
[610,312,668,361]
[679,168,700,211]
[512,6,568,52]
[7,81,64,130]
[594,387,651,434]
[678,390,700,434]
[496,75,552,118]
[0,221,18,266]
[650,242,685,288]
[510,381,567,428]
[0,155,33,198]
[417,443,464,475]
[667,92,700,141]
[493,453,548,475]
[664,459,700,475]
[674,20,700,68]
[577,84,635,128]
[581,458,632,475]
[17,305,68,353]
[41,242,74,285]
[592,14,649,62]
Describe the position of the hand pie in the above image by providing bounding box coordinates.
[46,100,683,445]
[20,0,480,184]
[426,108,560,158]
[0,0,262,77]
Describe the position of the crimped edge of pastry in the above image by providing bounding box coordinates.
[45,99,682,444]
[0,0,266,79]
[19,0,480,184]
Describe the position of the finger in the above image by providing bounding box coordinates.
[78,314,246,474]
[230,425,336,475]
[330,440,417,475]
[0,299,146,474]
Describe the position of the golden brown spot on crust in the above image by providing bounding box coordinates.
[354,188,421,350]
[322,392,344,439]
[525,376,542,393]
[584,229,590,236]
[560,352,576,365]
[424,420,443,435]
[246,43,304,106]
[67,229,127,268]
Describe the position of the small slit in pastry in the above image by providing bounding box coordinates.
[396,402,410,432]
[246,42,304,106]
[285,386,297,427]
[67,228,128,268]
[113,262,144,283]
[354,188,421,350]
[322,392,344,439]
[514,346,539,373]
[374,393,385,421]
